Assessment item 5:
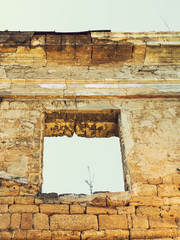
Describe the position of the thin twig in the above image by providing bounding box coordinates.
[84,166,94,194]
[160,15,171,31]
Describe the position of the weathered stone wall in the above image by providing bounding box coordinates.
[1,31,180,98]
[0,98,179,239]
[0,31,179,239]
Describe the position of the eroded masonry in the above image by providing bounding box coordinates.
[0,31,180,239]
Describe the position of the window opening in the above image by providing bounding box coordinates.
[42,134,124,194]
[42,110,125,194]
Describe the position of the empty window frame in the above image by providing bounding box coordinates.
[42,110,129,194]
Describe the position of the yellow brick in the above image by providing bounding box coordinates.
[0,197,14,204]
[21,213,33,230]
[15,196,34,205]
[34,213,49,230]
[0,204,8,213]
[132,215,149,228]
[129,196,163,206]
[0,185,19,196]
[9,204,39,213]
[136,184,157,196]
[86,206,117,215]
[91,195,107,207]
[70,204,85,214]
[149,216,177,228]
[105,229,129,239]
[106,192,130,207]
[169,197,180,205]
[40,204,69,214]
[81,230,129,240]
[52,231,80,240]
[117,206,135,214]
[163,175,173,184]
[158,185,180,197]
[50,215,98,231]
[161,205,180,218]
[0,231,11,240]
[27,230,51,240]
[12,230,27,240]
[132,238,174,240]
[99,215,128,230]
[81,230,105,240]
[136,206,160,216]
[130,228,178,239]
[0,214,10,230]
[172,172,180,186]
[19,185,39,196]
[11,213,21,229]
[163,197,170,205]
[146,177,163,185]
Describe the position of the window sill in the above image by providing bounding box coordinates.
[35,191,133,207]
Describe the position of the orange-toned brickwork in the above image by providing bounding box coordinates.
[0,31,180,239]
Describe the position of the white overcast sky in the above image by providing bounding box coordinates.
[1,0,179,194]
[0,0,179,32]
[43,136,124,194]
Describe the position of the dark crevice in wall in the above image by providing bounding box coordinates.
[97,215,100,231]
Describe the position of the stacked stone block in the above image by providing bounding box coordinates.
[0,194,179,239]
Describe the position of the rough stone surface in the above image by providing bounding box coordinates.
[40,204,69,214]
[99,215,128,230]
[0,231,11,240]
[51,231,80,240]
[81,229,129,239]
[132,215,149,228]
[70,204,85,214]
[86,206,117,215]
[130,228,178,239]
[34,213,49,230]
[9,205,39,213]
[0,214,10,230]
[50,215,98,231]
[11,213,21,230]
[21,213,33,230]
[26,230,51,240]
[117,206,135,214]
[136,206,161,216]
[15,196,34,205]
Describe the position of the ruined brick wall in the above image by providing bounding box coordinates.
[0,31,180,239]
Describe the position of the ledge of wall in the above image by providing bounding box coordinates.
[0,31,180,98]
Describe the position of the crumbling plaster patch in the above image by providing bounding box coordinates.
[0,170,28,184]
[7,156,28,178]
[3,65,180,80]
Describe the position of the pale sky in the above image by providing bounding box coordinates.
[1,0,179,194]
[0,0,179,32]
[43,135,124,194]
